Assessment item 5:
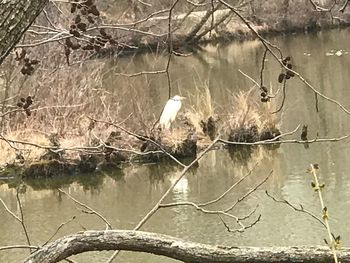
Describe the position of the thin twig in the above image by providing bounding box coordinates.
[219,134,350,146]
[219,214,262,233]
[224,171,272,213]
[265,190,326,228]
[0,245,39,251]
[42,216,77,246]
[16,192,32,252]
[58,189,112,230]
[199,161,260,206]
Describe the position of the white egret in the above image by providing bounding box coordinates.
[159,95,185,130]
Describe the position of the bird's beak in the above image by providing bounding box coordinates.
[180,96,186,100]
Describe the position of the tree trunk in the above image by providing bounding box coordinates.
[0,0,48,65]
[23,230,350,263]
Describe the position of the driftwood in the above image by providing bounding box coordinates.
[23,230,350,263]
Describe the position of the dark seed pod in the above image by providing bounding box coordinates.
[71,3,77,13]
[21,67,28,75]
[87,15,95,24]
[140,142,148,152]
[89,5,100,16]
[286,70,295,77]
[261,92,267,97]
[70,24,77,29]
[27,65,34,75]
[20,97,26,103]
[285,74,291,80]
[74,15,81,24]
[261,86,268,93]
[77,22,87,32]
[85,0,94,6]
[70,29,81,38]
[278,73,285,83]
[24,60,31,67]
[31,59,39,65]
[282,56,291,65]
[25,108,31,117]
[99,28,107,36]
[287,63,293,69]
[300,124,308,140]
[26,96,33,105]
[65,38,74,48]
[23,103,30,109]
[65,46,71,56]
[80,7,88,15]
[261,97,269,103]
[109,39,117,45]
[17,102,24,108]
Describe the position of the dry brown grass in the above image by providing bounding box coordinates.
[227,85,281,131]
[227,88,261,132]
[185,79,215,134]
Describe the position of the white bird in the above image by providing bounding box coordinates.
[159,95,185,130]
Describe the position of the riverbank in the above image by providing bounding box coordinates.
[94,2,350,56]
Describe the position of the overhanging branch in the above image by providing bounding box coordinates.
[23,230,350,263]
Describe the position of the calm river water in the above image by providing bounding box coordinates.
[2,28,350,262]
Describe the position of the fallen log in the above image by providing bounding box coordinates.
[23,230,350,263]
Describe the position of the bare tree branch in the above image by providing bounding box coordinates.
[23,230,350,263]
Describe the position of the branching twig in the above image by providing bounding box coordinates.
[272,77,287,114]
[16,192,31,251]
[42,216,77,246]
[199,161,259,207]
[58,189,112,230]
[224,171,272,213]
[219,214,261,233]
[265,190,326,228]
